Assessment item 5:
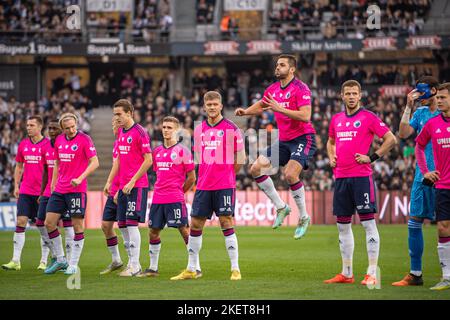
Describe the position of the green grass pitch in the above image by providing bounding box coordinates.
[1,225,449,300]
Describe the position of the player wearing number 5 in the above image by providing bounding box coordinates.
[324,80,397,286]
[171,91,246,281]
[44,113,99,275]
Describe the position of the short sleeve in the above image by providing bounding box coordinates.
[15,141,24,163]
[370,114,390,138]
[84,136,97,159]
[193,125,202,153]
[234,127,244,153]
[139,132,152,155]
[328,116,336,140]
[183,148,195,173]
[296,85,312,108]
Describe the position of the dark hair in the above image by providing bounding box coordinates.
[341,80,362,93]
[27,116,43,126]
[113,99,134,114]
[416,76,439,89]
[277,54,297,68]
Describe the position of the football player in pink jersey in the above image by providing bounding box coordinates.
[99,118,124,275]
[44,113,99,275]
[36,119,74,272]
[2,116,48,271]
[235,54,316,239]
[415,82,450,291]
[324,80,397,286]
[171,91,246,281]
[138,116,198,278]
[105,99,152,277]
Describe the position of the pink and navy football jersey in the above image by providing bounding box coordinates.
[416,114,450,189]
[263,78,316,141]
[15,137,49,196]
[42,140,57,197]
[329,108,390,178]
[109,139,120,197]
[194,118,244,190]
[117,123,152,189]
[54,131,97,193]
[152,143,195,204]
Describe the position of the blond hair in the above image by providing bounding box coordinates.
[59,112,78,128]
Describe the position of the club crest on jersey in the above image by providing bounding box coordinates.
[286,92,291,99]
[353,120,361,128]
[170,152,177,160]
[217,130,224,137]
[127,136,133,144]
[71,144,78,151]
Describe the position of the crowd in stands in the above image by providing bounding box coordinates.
[2,56,448,200]
[196,0,216,24]
[0,79,93,201]
[0,0,81,41]
[268,0,432,41]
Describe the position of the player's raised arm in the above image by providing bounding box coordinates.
[399,89,420,139]
[235,100,264,117]
[262,93,311,122]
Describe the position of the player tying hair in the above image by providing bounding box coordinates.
[137,116,199,277]
[393,76,440,286]
[324,80,397,285]
[44,113,99,275]
[171,91,245,281]
[235,54,316,239]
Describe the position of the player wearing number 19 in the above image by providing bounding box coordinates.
[44,113,99,275]
[171,91,246,281]
[138,116,198,278]
[324,80,397,286]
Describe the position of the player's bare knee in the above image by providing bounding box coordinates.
[219,216,233,229]
[149,228,160,240]
[250,162,261,177]
[438,221,450,236]
[16,216,27,228]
